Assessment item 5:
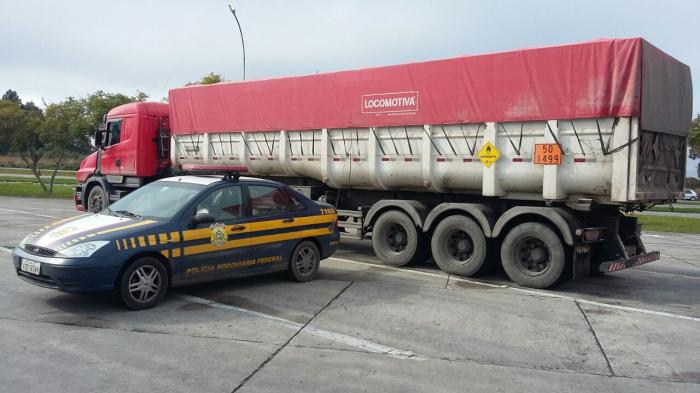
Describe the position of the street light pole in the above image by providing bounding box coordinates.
[227,4,246,81]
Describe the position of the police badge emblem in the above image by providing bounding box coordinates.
[210,223,227,247]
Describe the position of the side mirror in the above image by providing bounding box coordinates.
[94,129,104,149]
[191,212,215,226]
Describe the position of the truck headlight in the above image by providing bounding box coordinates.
[57,241,110,258]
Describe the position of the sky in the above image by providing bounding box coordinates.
[1,0,699,174]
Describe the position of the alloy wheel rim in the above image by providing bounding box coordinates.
[295,247,317,276]
[128,265,161,303]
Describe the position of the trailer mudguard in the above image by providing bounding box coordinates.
[422,203,495,237]
[491,207,581,246]
[365,200,428,229]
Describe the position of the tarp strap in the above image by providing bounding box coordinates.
[387,128,400,155]
[499,123,522,156]
[424,126,443,156]
[596,118,623,155]
[404,127,413,155]
[372,128,387,156]
[569,120,586,156]
[545,121,564,155]
[440,125,457,155]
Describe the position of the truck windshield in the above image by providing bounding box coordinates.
[106,181,204,220]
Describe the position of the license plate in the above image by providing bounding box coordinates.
[20,259,41,275]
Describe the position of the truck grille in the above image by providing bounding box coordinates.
[23,244,57,257]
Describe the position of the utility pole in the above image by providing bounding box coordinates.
[227,4,246,81]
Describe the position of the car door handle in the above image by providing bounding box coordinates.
[282,218,295,223]
[230,225,246,231]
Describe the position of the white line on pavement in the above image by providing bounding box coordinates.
[327,257,700,323]
[0,247,12,254]
[172,293,425,360]
[0,208,59,219]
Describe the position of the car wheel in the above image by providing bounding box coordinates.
[119,257,169,310]
[289,241,320,282]
[500,222,567,289]
[87,185,108,213]
[431,215,487,276]
[372,210,426,267]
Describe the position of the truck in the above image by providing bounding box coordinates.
[74,38,693,289]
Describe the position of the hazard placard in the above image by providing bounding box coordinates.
[534,143,563,165]
[477,142,501,168]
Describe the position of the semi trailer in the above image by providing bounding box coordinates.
[74,38,693,288]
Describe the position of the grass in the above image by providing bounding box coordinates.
[0,182,73,199]
[0,167,76,177]
[648,206,700,214]
[638,215,700,234]
[0,154,81,171]
[0,176,76,185]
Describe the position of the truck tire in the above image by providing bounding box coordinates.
[87,185,108,213]
[372,210,425,267]
[430,215,487,276]
[500,222,567,288]
[119,256,169,310]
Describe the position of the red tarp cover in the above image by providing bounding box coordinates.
[169,38,692,136]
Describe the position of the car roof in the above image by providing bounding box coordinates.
[156,175,281,186]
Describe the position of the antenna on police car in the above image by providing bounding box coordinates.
[227,4,246,81]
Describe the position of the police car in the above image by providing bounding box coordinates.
[13,175,339,310]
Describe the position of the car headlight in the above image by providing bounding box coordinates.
[57,241,110,258]
[18,234,31,249]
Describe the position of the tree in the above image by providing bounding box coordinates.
[689,114,700,177]
[187,72,224,86]
[83,90,149,131]
[7,102,46,189]
[2,89,20,103]
[41,98,92,192]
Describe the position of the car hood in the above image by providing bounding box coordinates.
[21,213,159,252]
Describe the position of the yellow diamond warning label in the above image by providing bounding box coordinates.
[477,142,501,168]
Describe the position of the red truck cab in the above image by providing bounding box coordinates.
[75,102,171,212]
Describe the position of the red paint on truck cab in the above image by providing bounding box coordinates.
[76,102,170,182]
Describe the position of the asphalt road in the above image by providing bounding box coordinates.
[0,196,698,393]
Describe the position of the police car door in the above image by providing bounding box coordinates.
[180,184,251,281]
[246,184,304,270]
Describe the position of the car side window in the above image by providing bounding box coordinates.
[106,120,122,147]
[196,185,243,221]
[249,185,290,217]
[290,192,306,210]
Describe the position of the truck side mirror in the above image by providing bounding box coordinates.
[94,129,104,149]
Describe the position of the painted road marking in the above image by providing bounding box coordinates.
[0,208,59,219]
[172,293,425,360]
[0,246,12,254]
[327,257,700,323]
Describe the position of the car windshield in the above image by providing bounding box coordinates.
[106,181,204,220]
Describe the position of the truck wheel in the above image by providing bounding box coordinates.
[288,241,320,282]
[372,210,425,266]
[430,215,486,276]
[87,185,108,213]
[119,257,169,310]
[500,222,566,289]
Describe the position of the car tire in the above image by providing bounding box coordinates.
[500,222,567,289]
[289,241,320,282]
[430,215,487,276]
[119,257,169,310]
[87,185,108,213]
[372,210,425,267]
